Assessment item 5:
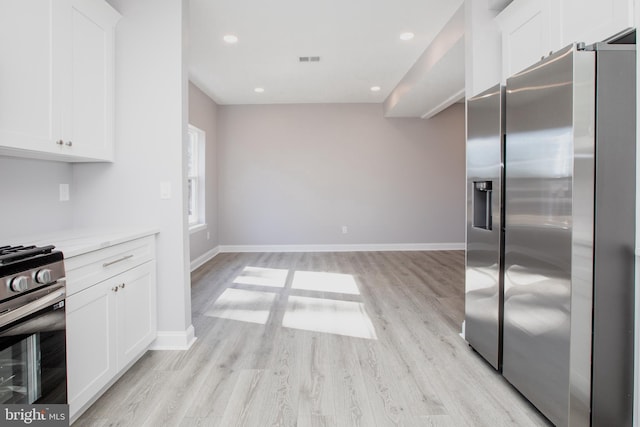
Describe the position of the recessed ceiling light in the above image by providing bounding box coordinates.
[223,34,238,44]
[370,86,381,92]
[400,32,415,41]
[254,87,264,93]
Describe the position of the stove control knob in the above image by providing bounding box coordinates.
[35,269,53,284]
[9,276,29,292]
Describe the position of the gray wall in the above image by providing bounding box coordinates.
[0,157,73,239]
[217,103,465,246]
[188,81,219,261]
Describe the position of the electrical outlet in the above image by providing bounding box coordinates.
[59,184,70,202]
[341,225,348,234]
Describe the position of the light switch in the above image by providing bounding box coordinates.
[59,184,70,202]
[160,182,171,199]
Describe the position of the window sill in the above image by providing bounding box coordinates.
[189,223,207,234]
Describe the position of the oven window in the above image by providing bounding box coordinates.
[0,334,41,404]
[0,306,66,404]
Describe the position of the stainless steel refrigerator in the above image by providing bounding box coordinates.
[465,84,505,370]
[502,42,635,427]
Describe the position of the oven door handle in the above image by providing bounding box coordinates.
[0,286,66,329]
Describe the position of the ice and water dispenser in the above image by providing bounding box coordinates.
[473,180,492,230]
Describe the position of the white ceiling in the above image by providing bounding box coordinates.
[188,0,464,106]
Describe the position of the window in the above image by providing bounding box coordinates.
[187,125,205,229]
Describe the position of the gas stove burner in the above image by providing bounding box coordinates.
[0,245,56,266]
[0,245,65,303]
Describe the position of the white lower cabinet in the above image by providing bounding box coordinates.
[67,259,156,420]
[116,262,157,368]
[66,275,117,416]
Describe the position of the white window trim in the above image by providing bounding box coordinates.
[187,124,206,230]
[189,223,207,234]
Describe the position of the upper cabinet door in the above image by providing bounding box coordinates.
[561,0,634,45]
[0,0,65,155]
[66,0,119,161]
[495,0,562,80]
[496,0,634,82]
[0,0,119,162]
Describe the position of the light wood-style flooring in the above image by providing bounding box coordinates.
[75,251,551,426]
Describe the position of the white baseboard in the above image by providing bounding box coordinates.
[190,246,221,271]
[150,325,197,351]
[219,243,465,253]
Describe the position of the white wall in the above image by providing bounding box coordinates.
[465,0,503,98]
[384,5,465,119]
[217,103,465,248]
[73,0,193,348]
[188,82,219,262]
[0,157,73,239]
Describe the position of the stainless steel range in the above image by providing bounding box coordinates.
[0,245,67,404]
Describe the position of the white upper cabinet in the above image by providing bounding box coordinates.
[561,0,634,46]
[495,0,562,80]
[67,0,120,161]
[0,0,119,162]
[496,0,633,80]
[0,1,64,155]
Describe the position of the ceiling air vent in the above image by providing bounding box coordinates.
[299,56,321,62]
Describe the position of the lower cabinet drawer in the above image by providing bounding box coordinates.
[65,235,155,296]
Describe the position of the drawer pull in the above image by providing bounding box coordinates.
[103,254,134,268]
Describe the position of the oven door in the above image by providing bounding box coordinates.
[0,285,66,404]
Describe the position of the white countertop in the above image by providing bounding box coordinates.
[8,227,159,258]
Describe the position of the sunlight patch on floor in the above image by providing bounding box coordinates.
[216,266,377,338]
[291,270,360,295]
[232,266,289,288]
[282,295,377,340]
[205,288,276,324]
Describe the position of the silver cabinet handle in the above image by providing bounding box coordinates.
[112,286,119,292]
[56,140,64,145]
[102,254,134,268]
[119,283,126,289]
[65,141,73,147]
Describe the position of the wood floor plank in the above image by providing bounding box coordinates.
[178,417,222,427]
[218,369,267,427]
[294,331,335,424]
[71,419,109,427]
[75,251,551,427]
[326,336,378,427]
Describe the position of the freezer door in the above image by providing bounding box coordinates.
[465,84,504,370]
[503,45,595,427]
